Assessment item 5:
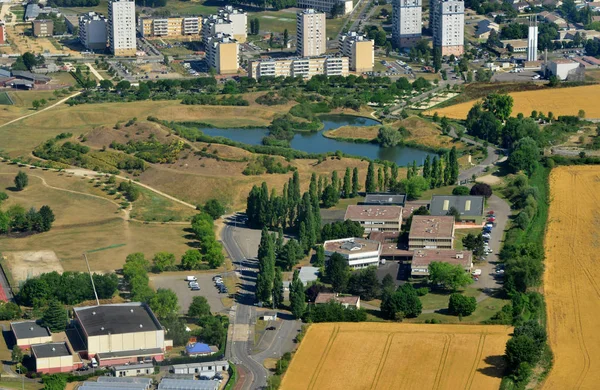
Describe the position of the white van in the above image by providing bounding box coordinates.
[91,358,98,368]
[186,276,197,282]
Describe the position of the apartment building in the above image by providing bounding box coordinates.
[297,9,326,57]
[79,12,108,51]
[297,0,354,15]
[206,33,239,75]
[138,16,202,38]
[218,6,247,42]
[392,0,422,48]
[323,238,382,269]
[344,205,403,233]
[432,0,464,56]
[408,215,455,250]
[0,21,6,45]
[32,20,54,37]
[201,15,233,45]
[248,56,349,79]
[339,32,374,72]
[108,0,136,56]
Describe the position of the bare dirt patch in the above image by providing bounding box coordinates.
[3,250,64,285]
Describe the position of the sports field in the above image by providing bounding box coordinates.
[281,322,512,390]
[430,84,600,119]
[543,166,600,389]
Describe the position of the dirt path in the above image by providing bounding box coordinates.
[86,63,104,81]
[0,91,82,129]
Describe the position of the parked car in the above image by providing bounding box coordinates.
[487,210,495,215]
[186,276,197,282]
[191,286,200,291]
[487,217,496,222]
[266,326,276,330]
[212,275,222,281]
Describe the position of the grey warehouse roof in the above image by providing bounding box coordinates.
[98,377,152,384]
[31,342,71,358]
[158,379,219,390]
[363,193,406,206]
[429,195,485,217]
[96,347,163,360]
[11,321,51,339]
[74,303,162,336]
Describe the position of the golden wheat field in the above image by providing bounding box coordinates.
[431,84,600,119]
[543,166,600,389]
[281,323,512,390]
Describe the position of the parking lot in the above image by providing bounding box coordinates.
[150,272,227,315]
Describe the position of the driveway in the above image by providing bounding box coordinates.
[150,273,227,315]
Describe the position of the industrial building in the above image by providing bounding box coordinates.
[297,9,326,57]
[79,12,108,51]
[429,195,485,224]
[73,302,166,366]
[544,59,584,80]
[32,20,54,37]
[315,292,361,308]
[362,193,406,207]
[80,376,152,390]
[171,361,229,378]
[11,321,52,349]
[112,363,154,377]
[158,379,219,390]
[431,0,464,56]
[392,0,422,48]
[297,0,354,15]
[408,215,455,250]
[31,342,82,374]
[323,237,382,268]
[108,0,137,56]
[411,249,473,277]
[205,33,239,75]
[475,19,499,39]
[248,56,349,79]
[344,205,403,233]
[338,32,374,72]
[138,16,202,38]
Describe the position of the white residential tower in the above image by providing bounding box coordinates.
[296,9,326,57]
[432,0,464,56]
[108,0,136,56]
[392,0,422,48]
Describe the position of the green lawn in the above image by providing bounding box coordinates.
[130,186,197,222]
[418,185,457,201]
[0,92,14,105]
[454,228,482,250]
[408,294,509,324]
[418,286,480,311]
[327,196,364,211]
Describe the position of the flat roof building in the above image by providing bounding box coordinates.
[297,9,326,57]
[158,379,219,390]
[411,249,473,276]
[431,0,464,56]
[315,292,361,308]
[205,33,239,75]
[344,205,403,233]
[298,0,354,15]
[544,59,584,81]
[392,0,422,48]
[323,237,381,269]
[11,321,52,348]
[408,215,455,250]
[108,0,137,56]
[218,6,247,43]
[138,16,202,38]
[362,193,406,206]
[112,363,154,377]
[429,195,485,224]
[31,342,82,374]
[171,361,229,377]
[339,32,374,72]
[79,12,108,51]
[248,55,349,79]
[73,302,165,366]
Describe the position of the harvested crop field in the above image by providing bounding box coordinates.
[544,166,600,389]
[430,84,600,119]
[281,322,512,390]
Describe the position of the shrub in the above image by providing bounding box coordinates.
[448,293,477,316]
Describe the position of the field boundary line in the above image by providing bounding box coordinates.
[465,333,486,389]
[432,333,452,390]
[307,324,340,390]
[369,331,395,390]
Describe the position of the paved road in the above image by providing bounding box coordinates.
[449,128,505,182]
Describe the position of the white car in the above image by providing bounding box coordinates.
[186,276,197,282]
[471,269,482,276]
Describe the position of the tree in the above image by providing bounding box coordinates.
[399,176,429,200]
[196,315,227,348]
[448,293,477,316]
[433,47,442,73]
[452,186,470,195]
[256,229,276,303]
[482,93,514,122]
[41,300,68,332]
[365,162,376,193]
[505,335,542,369]
[321,185,339,208]
[38,205,55,232]
[11,346,23,364]
[381,274,395,293]
[289,270,306,319]
[273,267,284,309]
[181,249,203,270]
[351,167,359,197]
[14,171,28,191]
[0,302,21,320]
[22,52,38,71]
[342,168,352,198]
[428,262,473,291]
[548,75,560,87]
[348,267,380,300]
[153,252,176,272]
[377,126,403,147]
[446,206,461,221]
[463,233,485,257]
[326,253,349,292]
[202,199,225,220]
[508,137,540,176]
[99,79,113,90]
[149,288,179,319]
[470,182,493,198]
[283,29,289,47]
[381,284,422,320]
[188,296,211,318]
[32,100,41,110]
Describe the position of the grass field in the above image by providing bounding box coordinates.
[0,163,192,273]
[430,84,600,119]
[543,166,600,389]
[281,322,512,390]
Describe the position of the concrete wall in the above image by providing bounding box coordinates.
[87,330,164,356]
[16,335,52,348]
[36,356,80,373]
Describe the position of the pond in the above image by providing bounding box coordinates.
[199,114,435,166]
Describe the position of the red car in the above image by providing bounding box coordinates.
[487,217,496,222]
[487,210,495,215]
